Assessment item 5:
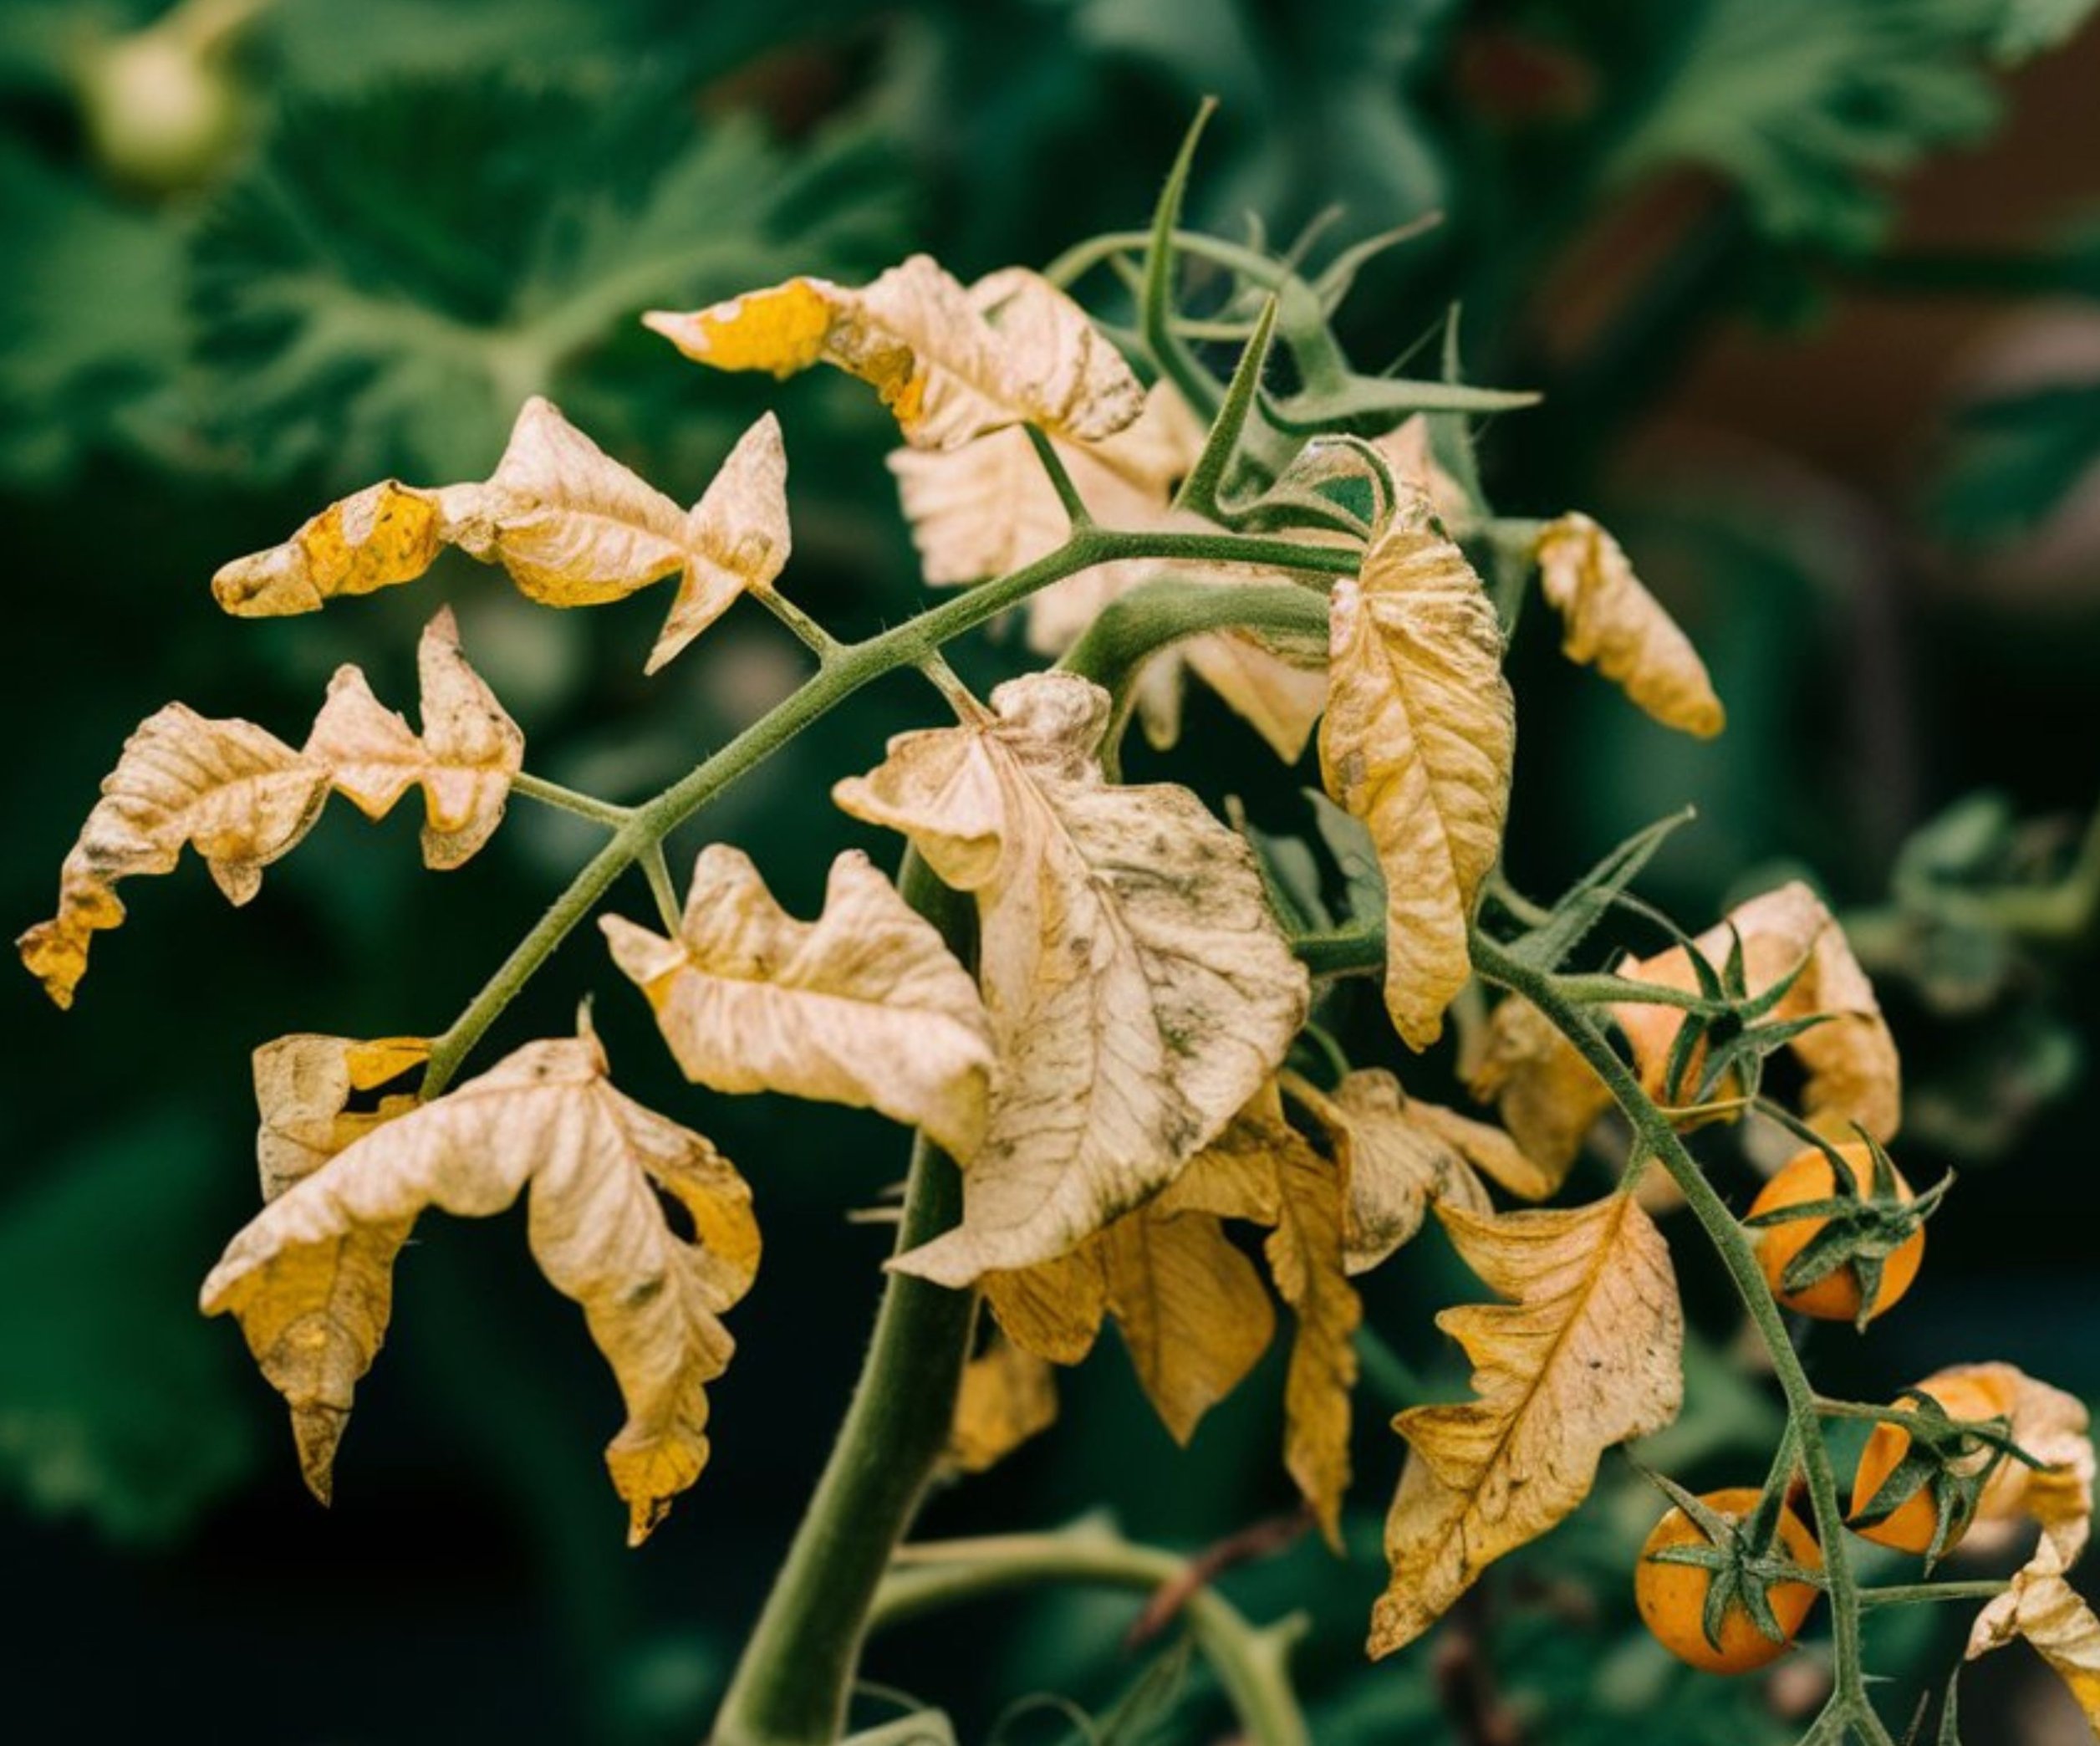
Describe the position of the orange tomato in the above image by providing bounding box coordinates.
[1635,1487,1823,1674]
[1848,1369,2021,1554]
[1748,1142,1923,1323]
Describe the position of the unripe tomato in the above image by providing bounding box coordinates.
[1848,1369,2021,1555]
[1748,1142,1923,1323]
[74,22,246,194]
[1636,1487,1823,1674]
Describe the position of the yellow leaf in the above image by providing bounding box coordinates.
[1465,994,1612,1183]
[983,1247,1108,1366]
[1321,493,1515,1049]
[201,1022,758,1544]
[252,1033,429,1201]
[303,607,524,869]
[947,1333,1058,1474]
[1370,1193,1684,1657]
[1613,881,1900,1141]
[211,480,450,616]
[1962,1366,2095,1688]
[18,704,331,1008]
[1370,416,1472,527]
[1286,1070,1493,1274]
[212,401,792,673]
[646,257,1144,451]
[1534,513,1724,739]
[601,845,993,1158]
[1102,1202,1275,1446]
[834,673,1307,1284]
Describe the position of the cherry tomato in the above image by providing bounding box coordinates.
[1636,1486,1823,1674]
[1848,1369,2021,1555]
[1747,1142,1923,1324]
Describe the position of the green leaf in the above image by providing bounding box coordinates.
[1938,381,2100,545]
[1601,0,2009,252]
[1992,0,2100,61]
[0,1113,257,1542]
[191,74,910,482]
[1095,1636,1195,1745]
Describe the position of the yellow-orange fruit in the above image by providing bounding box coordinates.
[1748,1143,1922,1323]
[1636,1487,1824,1675]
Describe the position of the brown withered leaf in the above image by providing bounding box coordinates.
[211,480,450,616]
[18,706,332,1008]
[201,1021,758,1544]
[645,257,1144,451]
[1321,493,1515,1049]
[1965,1364,2095,1702]
[947,1333,1058,1474]
[1613,881,1901,1141]
[1465,995,1613,1186]
[833,672,1307,1284]
[1534,513,1724,739]
[1102,1202,1276,1446]
[1369,1193,1684,1657]
[983,1247,1109,1367]
[1287,1070,1496,1274]
[213,401,792,674]
[252,1034,429,1201]
[601,845,993,1159]
[304,607,524,869]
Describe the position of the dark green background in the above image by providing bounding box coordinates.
[5,2,2100,1739]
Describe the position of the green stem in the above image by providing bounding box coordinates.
[509,771,633,829]
[711,860,979,1746]
[1855,1581,2011,1612]
[870,1529,1312,1746]
[1468,932,1895,1746]
[420,527,1355,1097]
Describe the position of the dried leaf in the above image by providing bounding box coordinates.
[1288,1070,1494,1274]
[304,607,524,869]
[645,257,1144,451]
[1534,513,1725,738]
[252,1034,429,1201]
[1102,1202,1276,1445]
[210,480,450,616]
[1371,416,1471,527]
[834,672,1307,1283]
[1370,1193,1685,1656]
[1466,995,1614,1181]
[946,1334,1058,1475]
[891,382,1325,762]
[213,400,792,673]
[1615,882,1901,1141]
[983,1247,1108,1366]
[201,1023,758,1543]
[18,705,331,1008]
[1964,1365,2095,1685]
[1321,494,1515,1049]
[602,845,993,1158]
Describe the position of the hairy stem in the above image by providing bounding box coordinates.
[872,1527,1312,1746]
[711,860,978,1746]
[1467,932,1894,1746]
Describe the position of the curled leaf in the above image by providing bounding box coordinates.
[602,845,993,1158]
[18,705,331,1008]
[212,400,792,673]
[1615,881,1901,1141]
[1321,493,1515,1049]
[834,672,1307,1284]
[645,257,1144,450]
[304,607,524,869]
[1966,1545,2100,1727]
[210,480,450,616]
[947,1334,1058,1475]
[1370,1193,1685,1657]
[1534,513,1725,738]
[252,1034,429,1201]
[201,1024,758,1543]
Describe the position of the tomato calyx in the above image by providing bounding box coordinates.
[1640,1470,1823,1653]
[1634,916,1822,1116]
[1851,1392,2045,1568]
[1741,1130,1950,1331]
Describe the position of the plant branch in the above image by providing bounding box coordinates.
[1469,932,1896,1746]
[872,1524,1312,1746]
[509,771,633,828]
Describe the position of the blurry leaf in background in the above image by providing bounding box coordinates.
[0,1112,256,1541]
[190,75,910,482]
[1595,0,2011,251]
[1939,381,2100,544]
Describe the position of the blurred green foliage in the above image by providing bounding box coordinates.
[6,1,2100,1741]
